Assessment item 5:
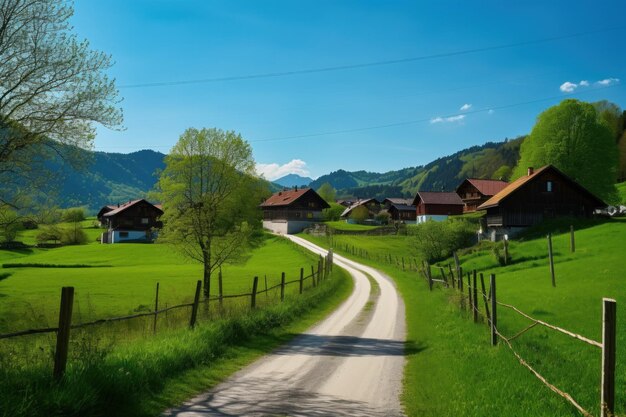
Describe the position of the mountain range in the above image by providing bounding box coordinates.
[43,136,524,211]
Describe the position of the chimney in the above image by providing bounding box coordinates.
[527,167,534,176]
[278,191,282,196]
[295,185,298,191]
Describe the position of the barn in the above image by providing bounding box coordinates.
[260,187,330,234]
[478,165,606,240]
[412,192,464,223]
[456,178,508,213]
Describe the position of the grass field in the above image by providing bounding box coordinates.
[0,228,322,333]
[300,218,626,416]
[618,181,626,204]
[324,220,382,231]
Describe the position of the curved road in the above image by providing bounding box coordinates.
[163,235,406,417]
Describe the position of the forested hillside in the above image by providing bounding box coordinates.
[311,136,524,200]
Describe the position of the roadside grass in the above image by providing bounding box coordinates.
[324,220,382,231]
[299,218,626,416]
[0,234,325,333]
[0,265,353,417]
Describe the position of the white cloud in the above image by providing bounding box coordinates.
[560,81,578,93]
[460,103,472,111]
[579,80,589,87]
[488,109,495,115]
[255,159,310,181]
[430,114,465,124]
[596,77,620,86]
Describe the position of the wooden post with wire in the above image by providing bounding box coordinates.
[490,274,497,346]
[251,276,259,309]
[218,267,223,308]
[600,298,616,417]
[570,225,575,253]
[189,280,202,329]
[311,266,316,287]
[440,267,448,287]
[472,270,478,323]
[547,233,556,287]
[299,267,304,294]
[53,286,74,381]
[153,282,159,334]
[449,264,455,289]
[453,251,460,282]
[480,273,490,323]
[280,272,285,302]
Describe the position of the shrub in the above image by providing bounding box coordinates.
[350,205,369,222]
[36,225,64,245]
[323,203,345,221]
[62,226,88,245]
[62,207,86,223]
[375,211,391,225]
[410,218,476,262]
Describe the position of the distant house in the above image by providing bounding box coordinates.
[98,199,163,244]
[455,178,508,213]
[260,187,330,234]
[478,165,606,240]
[382,198,417,223]
[340,198,381,222]
[412,192,464,223]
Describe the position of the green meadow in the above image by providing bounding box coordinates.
[300,217,626,416]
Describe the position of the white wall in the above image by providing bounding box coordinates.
[416,215,449,224]
[112,230,149,243]
[263,220,316,235]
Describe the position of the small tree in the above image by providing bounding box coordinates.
[350,205,370,223]
[62,208,86,223]
[323,203,345,221]
[156,128,267,298]
[317,182,336,203]
[36,225,64,245]
[375,211,391,225]
[0,208,22,243]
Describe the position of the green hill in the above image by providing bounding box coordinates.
[310,136,524,199]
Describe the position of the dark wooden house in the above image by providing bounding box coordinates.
[98,199,163,244]
[260,187,330,234]
[455,178,508,213]
[478,165,605,239]
[382,198,417,223]
[412,192,464,223]
[340,198,381,222]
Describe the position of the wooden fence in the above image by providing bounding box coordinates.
[0,250,334,381]
[417,261,617,417]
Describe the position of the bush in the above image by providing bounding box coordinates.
[62,226,88,245]
[375,211,391,225]
[410,218,476,262]
[323,203,345,221]
[36,225,64,245]
[62,207,86,223]
[0,209,22,243]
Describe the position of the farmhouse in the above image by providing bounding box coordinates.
[478,165,606,240]
[260,187,330,234]
[412,191,464,223]
[382,198,417,223]
[455,178,508,213]
[340,198,381,222]
[98,199,163,244]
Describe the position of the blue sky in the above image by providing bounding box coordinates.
[72,1,626,180]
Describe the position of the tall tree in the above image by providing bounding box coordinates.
[156,128,267,298]
[513,99,619,203]
[316,182,336,203]
[0,0,122,210]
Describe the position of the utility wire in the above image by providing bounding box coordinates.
[249,83,624,143]
[118,26,624,89]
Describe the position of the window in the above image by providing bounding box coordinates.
[308,202,316,208]
[307,212,313,219]
[141,218,149,224]
[546,181,553,192]
[119,231,129,238]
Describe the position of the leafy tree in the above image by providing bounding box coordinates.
[350,205,370,223]
[36,225,63,245]
[0,208,22,243]
[513,99,619,203]
[62,208,86,223]
[156,128,267,298]
[323,203,344,221]
[316,182,336,203]
[375,211,391,225]
[61,226,88,245]
[0,0,122,210]
[592,101,624,142]
[492,165,512,181]
[410,219,475,262]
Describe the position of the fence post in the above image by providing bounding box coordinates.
[453,251,460,281]
[299,267,304,294]
[440,267,448,287]
[189,280,202,328]
[329,249,333,272]
[459,267,463,291]
[480,273,491,323]
[280,272,285,302]
[251,276,258,309]
[490,274,497,346]
[53,286,74,381]
[547,233,556,287]
[467,272,472,310]
[153,282,160,335]
[218,267,223,309]
[311,266,316,287]
[472,270,478,323]
[570,225,576,253]
[600,298,616,417]
[426,262,433,291]
[449,264,455,289]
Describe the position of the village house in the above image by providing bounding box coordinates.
[412,191,464,223]
[478,165,606,240]
[260,187,330,234]
[455,178,508,213]
[382,198,417,223]
[97,199,163,244]
[340,198,381,223]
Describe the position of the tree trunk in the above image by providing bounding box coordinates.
[202,250,211,298]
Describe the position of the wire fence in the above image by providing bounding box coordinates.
[417,261,617,417]
[0,249,335,381]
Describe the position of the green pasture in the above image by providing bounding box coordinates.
[324,220,383,231]
[300,218,626,416]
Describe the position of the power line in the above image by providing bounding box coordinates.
[249,83,624,143]
[118,26,624,89]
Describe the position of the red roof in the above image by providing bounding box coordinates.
[413,191,464,206]
[459,179,508,196]
[260,188,329,208]
[103,199,163,217]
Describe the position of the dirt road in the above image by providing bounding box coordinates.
[163,235,406,417]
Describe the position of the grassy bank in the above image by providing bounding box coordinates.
[300,219,626,416]
[0,262,352,417]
